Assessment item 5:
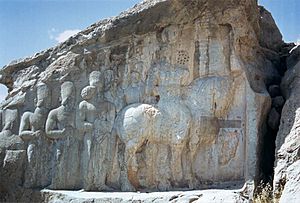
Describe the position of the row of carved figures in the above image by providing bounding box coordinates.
[15,65,196,191]
[16,71,117,190]
[1,63,243,191]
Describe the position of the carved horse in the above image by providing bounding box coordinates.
[114,101,192,191]
[113,64,192,191]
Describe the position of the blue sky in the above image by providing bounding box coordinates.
[0,0,299,101]
[259,0,300,43]
[0,0,141,67]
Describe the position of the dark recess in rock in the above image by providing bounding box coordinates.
[272,96,285,112]
[255,42,292,198]
[268,85,281,98]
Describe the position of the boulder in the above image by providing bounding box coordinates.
[272,96,285,111]
[274,40,300,202]
[258,6,284,52]
[268,108,281,131]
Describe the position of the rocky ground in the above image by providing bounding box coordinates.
[42,188,248,203]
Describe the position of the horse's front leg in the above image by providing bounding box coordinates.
[120,141,138,191]
[170,143,185,185]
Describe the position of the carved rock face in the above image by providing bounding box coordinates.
[61,81,75,108]
[81,86,96,101]
[0,0,284,200]
[89,71,103,89]
[35,83,50,108]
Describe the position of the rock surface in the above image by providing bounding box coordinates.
[41,188,248,203]
[274,46,300,202]
[258,6,284,52]
[0,0,289,202]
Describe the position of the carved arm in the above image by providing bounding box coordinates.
[45,110,65,139]
[78,102,93,133]
[19,112,35,141]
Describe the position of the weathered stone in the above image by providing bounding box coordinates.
[45,81,82,190]
[268,85,281,98]
[0,150,26,201]
[0,0,287,202]
[258,6,284,52]
[41,188,248,203]
[273,40,300,202]
[268,108,281,131]
[277,160,300,202]
[287,46,300,69]
[272,96,285,110]
[78,71,116,191]
[19,82,52,188]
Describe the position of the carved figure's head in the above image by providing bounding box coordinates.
[2,109,18,134]
[81,86,96,101]
[61,81,75,108]
[89,71,103,90]
[130,72,140,85]
[36,82,50,108]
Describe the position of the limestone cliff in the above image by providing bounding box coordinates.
[0,0,290,202]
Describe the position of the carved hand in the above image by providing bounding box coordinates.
[19,131,35,141]
[34,130,43,138]
[64,126,75,136]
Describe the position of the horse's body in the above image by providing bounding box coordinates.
[114,98,192,190]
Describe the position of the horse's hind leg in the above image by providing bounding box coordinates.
[188,134,199,189]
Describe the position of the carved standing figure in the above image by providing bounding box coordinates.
[45,81,81,189]
[114,62,192,191]
[19,82,52,188]
[78,85,96,166]
[78,71,116,191]
[78,84,97,190]
[0,108,23,177]
[0,109,19,138]
[45,81,75,140]
[123,71,145,105]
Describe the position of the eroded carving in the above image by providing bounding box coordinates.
[19,83,50,140]
[0,108,22,164]
[45,81,81,189]
[115,62,192,191]
[45,81,75,140]
[78,71,116,191]
[123,71,145,105]
[19,83,51,188]
[0,6,267,193]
